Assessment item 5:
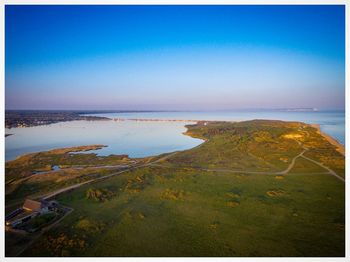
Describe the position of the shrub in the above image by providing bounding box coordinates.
[86,188,115,202]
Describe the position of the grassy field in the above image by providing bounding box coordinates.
[6,120,345,257]
[5,145,140,211]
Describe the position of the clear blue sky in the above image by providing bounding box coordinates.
[5,5,345,110]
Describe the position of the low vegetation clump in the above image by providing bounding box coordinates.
[227,201,240,207]
[209,221,220,229]
[44,233,86,256]
[75,218,105,234]
[124,174,152,193]
[226,191,241,207]
[161,188,186,201]
[86,188,115,202]
[266,189,285,197]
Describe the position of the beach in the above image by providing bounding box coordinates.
[311,124,345,156]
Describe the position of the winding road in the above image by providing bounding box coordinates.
[150,140,345,183]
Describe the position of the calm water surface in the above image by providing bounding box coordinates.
[5,120,203,161]
[86,110,345,144]
[6,110,344,161]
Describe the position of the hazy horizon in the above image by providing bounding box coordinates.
[6,5,345,111]
[4,107,345,112]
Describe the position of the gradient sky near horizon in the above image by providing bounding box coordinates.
[5,5,345,110]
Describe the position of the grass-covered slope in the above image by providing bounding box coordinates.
[5,145,136,210]
[163,120,344,174]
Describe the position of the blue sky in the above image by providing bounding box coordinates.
[5,5,345,110]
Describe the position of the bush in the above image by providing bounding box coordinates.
[86,188,115,202]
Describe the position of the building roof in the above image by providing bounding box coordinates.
[23,199,43,211]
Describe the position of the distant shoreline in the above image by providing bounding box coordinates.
[311,124,345,156]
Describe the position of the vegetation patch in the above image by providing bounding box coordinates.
[283,133,303,140]
[75,218,105,234]
[227,201,240,207]
[266,189,285,197]
[44,233,87,256]
[226,192,240,198]
[161,188,186,201]
[124,174,152,193]
[209,221,220,229]
[86,188,116,202]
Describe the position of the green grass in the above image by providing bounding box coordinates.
[23,166,344,257]
[165,120,304,171]
[288,157,327,174]
[5,167,118,208]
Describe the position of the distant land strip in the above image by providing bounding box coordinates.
[5,111,111,128]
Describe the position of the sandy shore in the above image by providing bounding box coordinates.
[311,124,345,156]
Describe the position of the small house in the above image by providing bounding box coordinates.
[6,199,50,228]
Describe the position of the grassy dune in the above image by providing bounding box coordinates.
[6,120,345,257]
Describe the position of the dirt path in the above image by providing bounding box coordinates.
[42,151,178,200]
[275,149,308,175]
[149,145,308,176]
[150,145,344,182]
[301,155,345,182]
[6,153,178,210]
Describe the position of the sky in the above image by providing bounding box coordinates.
[5,5,345,110]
